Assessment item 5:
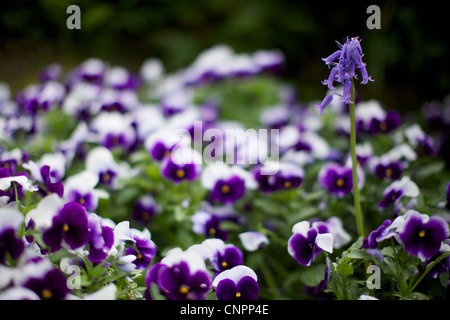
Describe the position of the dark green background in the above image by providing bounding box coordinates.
[1,1,448,113]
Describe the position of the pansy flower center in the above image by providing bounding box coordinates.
[102,173,110,182]
[209,228,216,236]
[78,197,85,205]
[284,181,292,189]
[336,178,345,187]
[385,168,393,177]
[179,285,189,294]
[221,261,228,268]
[221,185,230,194]
[236,292,241,298]
[42,289,53,299]
[379,121,388,131]
[63,224,70,232]
[418,230,426,238]
[176,169,185,178]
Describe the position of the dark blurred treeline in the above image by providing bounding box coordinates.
[0,0,449,113]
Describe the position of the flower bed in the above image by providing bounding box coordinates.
[0,40,449,300]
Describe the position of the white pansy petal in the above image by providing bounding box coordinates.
[316,233,334,254]
[292,221,310,236]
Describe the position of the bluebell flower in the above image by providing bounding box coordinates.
[315,37,373,114]
[145,247,211,300]
[288,221,334,266]
[398,210,449,261]
[213,265,258,300]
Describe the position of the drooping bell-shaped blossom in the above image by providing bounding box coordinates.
[213,265,259,300]
[238,231,269,252]
[378,176,419,210]
[316,36,373,114]
[145,247,212,300]
[0,207,25,264]
[397,210,449,261]
[63,170,109,212]
[201,162,257,204]
[188,238,243,275]
[288,221,334,266]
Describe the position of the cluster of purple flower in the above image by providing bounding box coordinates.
[0,39,449,300]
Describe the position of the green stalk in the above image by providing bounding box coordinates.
[349,81,364,238]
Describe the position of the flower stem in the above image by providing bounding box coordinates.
[349,81,364,238]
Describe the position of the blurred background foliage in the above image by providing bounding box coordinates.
[0,0,448,113]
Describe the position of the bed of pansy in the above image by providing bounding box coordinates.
[0,38,449,301]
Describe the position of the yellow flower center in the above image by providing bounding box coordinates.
[176,169,185,178]
[42,289,53,299]
[163,150,171,158]
[102,173,110,182]
[385,168,393,177]
[221,261,228,268]
[78,198,85,205]
[236,292,241,298]
[419,230,426,238]
[221,185,230,194]
[336,178,345,187]
[209,228,216,236]
[284,181,292,189]
[63,224,69,232]
[137,254,143,259]
[179,285,189,294]
[380,121,388,131]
